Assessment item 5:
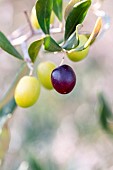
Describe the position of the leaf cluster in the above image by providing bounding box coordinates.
[0,0,102,64]
[29,0,92,62]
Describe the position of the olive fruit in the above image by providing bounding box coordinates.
[67,34,89,62]
[37,61,56,90]
[14,76,40,108]
[30,6,54,30]
[51,64,76,94]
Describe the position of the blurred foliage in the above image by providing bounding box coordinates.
[99,93,113,134]
[0,98,16,117]
[0,115,11,164]
[28,154,44,170]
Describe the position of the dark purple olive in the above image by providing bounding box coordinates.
[51,64,76,94]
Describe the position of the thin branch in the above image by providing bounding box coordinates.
[24,10,35,36]
[21,42,33,75]
[8,26,63,46]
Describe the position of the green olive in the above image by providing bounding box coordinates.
[37,61,56,90]
[14,76,40,108]
[67,34,89,62]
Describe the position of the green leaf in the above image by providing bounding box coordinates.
[98,94,113,133]
[64,0,91,40]
[84,17,102,48]
[62,25,79,50]
[69,17,102,52]
[53,0,62,21]
[64,0,80,20]
[44,35,62,52]
[35,0,53,34]
[28,38,44,63]
[28,154,44,170]
[0,98,16,117]
[0,31,23,60]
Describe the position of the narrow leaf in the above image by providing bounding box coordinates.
[83,33,96,45]
[36,0,53,34]
[44,35,62,52]
[64,0,91,40]
[62,25,79,50]
[0,31,23,60]
[64,0,80,20]
[69,17,102,52]
[53,0,62,21]
[28,38,44,63]
[0,98,17,117]
[84,17,102,48]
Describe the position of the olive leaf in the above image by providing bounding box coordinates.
[64,0,91,40]
[84,17,102,48]
[28,38,44,63]
[62,25,79,50]
[44,35,62,52]
[35,0,53,34]
[69,17,102,52]
[53,0,62,21]
[64,0,80,20]
[0,31,23,60]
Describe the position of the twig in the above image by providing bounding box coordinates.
[7,26,63,47]
[21,42,33,75]
[24,10,35,36]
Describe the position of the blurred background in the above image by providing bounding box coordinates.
[0,0,113,170]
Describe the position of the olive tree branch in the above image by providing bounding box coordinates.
[21,42,33,76]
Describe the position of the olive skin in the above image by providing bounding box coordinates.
[67,35,89,62]
[51,65,76,94]
[14,76,40,108]
[37,61,56,90]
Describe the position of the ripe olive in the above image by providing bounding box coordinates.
[51,64,76,94]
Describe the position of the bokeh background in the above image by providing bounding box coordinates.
[0,0,113,170]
